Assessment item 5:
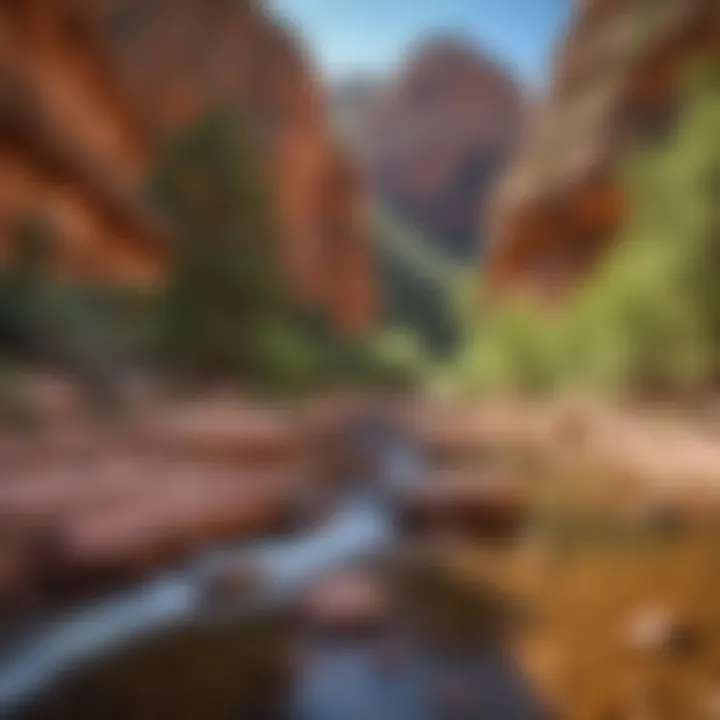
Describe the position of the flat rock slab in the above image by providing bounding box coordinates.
[0,457,310,605]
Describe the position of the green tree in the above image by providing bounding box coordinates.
[450,58,720,396]
[149,112,288,381]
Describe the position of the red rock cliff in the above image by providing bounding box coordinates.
[489,0,720,300]
[0,0,374,331]
[105,0,375,332]
[0,0,164,283]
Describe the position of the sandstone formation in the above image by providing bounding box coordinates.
[0,396,322,609]
[489,0,720,298]
[105,0,375,331]
[0,389,404,613]
[0,0,164,283]
[335,37,523,260]
[0,0,374,331]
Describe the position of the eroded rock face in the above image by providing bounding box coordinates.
[0,0,164,283]
[0,460,292,604]
[105,0,375,331]
[335,37,523,260]
[489,0,720,298]
[0,0,374,331]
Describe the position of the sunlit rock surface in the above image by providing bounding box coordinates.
[105,0,376,331]
[489,0,720,298]
[0,0,164,283]
[0,0,375,330]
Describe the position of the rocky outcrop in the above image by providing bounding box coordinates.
[489,0,720,298]
[0,0,164,283]
[105,0,375,331]
[0,0,374,331]
[0,395,324,607]
[300,570,390,635]
[335,37,523,260]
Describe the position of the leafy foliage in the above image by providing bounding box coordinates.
[149,112,420,391]
[449,59,720,396]
[0,216,132,412]
[149,112,293,382]
[371,201,467,353]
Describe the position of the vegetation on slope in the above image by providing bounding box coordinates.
[150,112,425,391]
[0,113,423,404]
[371,201,473,354]
[448,60,720,396]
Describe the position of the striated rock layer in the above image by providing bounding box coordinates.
[0,0,374,331]
[489,0,720,300]
[105,0,375,332]
[0,0,164,283]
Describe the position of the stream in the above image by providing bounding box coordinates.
[0,427,546,719]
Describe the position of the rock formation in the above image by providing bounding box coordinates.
[0,0,164,283]
[0,0,374,331]
[489,0,720,299]
[105,0,375,331]
[335,37,523,261]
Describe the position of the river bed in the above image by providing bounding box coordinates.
[0,430,545,720]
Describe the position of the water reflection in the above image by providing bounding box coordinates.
[293,636,544,720]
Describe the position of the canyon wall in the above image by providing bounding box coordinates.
[105,0,375,332]
[489,0,720,300]
[0,0,374,331]
[0,0,164,284]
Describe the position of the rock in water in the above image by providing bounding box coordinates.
[301,571,390,636]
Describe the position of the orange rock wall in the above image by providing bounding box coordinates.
[489,0,720,299]
[106,0,375,331]
[0,0,374,331]
[0,0,164,284]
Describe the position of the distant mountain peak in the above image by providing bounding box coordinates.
[332,31,524,261]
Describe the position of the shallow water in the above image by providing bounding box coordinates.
[293,636,544,720]
[0,432,545,720]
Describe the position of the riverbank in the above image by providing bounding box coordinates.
[0,383,393,624]
[404,394,720,501]
[5,383,720,718]
[402,393,720,719]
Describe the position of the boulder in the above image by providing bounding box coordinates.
[398,471,527,540]
[300,571,390,635]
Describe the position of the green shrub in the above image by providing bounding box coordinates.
[450,59,720,397]
[148,111,290,383]
[0,216,131,412]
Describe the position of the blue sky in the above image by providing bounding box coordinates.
[270,0,572,86]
